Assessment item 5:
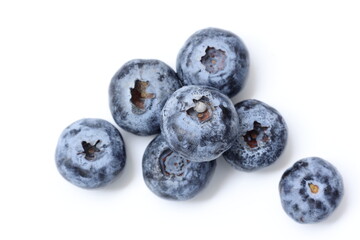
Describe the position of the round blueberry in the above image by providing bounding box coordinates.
[161,85,239,162]
[176,27,249,98]
[109,59,182,136]
[55,118,126,189]
[142,134,216,200]
[223,99,287,171]
[279,157,344,224]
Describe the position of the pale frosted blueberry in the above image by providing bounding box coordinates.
[55,118,126,189]
[109,59,181,136]
[142,135,216,200]
[223,99,287,171]
[161,85,239,162]
[279,157,344,223]
[177,28,249,98]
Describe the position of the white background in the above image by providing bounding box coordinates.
[1,1,359,239]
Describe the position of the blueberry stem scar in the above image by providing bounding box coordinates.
[161,151,173,176]
[130,80,155,110]
[186,98,213,122]
[200,46,227,74]
[308,183,319,194]
[160,151,190,177]
[78,140,101,161]
[243,121,269,148]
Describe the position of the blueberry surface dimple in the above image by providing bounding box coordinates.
[176,27,249,98]
[223,99,287,171]
[161,85,239,162]
[142,135,216,200]
[279,157,344,224]
[55,118,126,189]
[109,59,182,136]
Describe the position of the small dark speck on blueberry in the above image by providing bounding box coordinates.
[74,166,91,178]
[292,204,299,212]
[69,128,81,136]
[158,73,165,82]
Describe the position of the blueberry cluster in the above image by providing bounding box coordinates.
[55,27,344,224]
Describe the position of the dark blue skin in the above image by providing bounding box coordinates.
[223,99,287,171]
[279,157,344,224]
[176,27,249,98]
[109,59,182,136]
[142,134,216,200]
[55,118,126,189]
[161,85,239,162]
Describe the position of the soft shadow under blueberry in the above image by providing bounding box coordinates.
[99,131,155,192]
[320,176,348,225]
[189,156,240,202]
[232,59,257,103]
[255,131,294,175]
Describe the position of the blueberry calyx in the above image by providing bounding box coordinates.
[186,97,213,123]
[78,140,101,161]
[308,183,319,194]
[201,46,227,74]
[159,150,190,177]
[130,80,155,112]
[243,121,270,148]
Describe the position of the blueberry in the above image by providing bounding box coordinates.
[55,118,126,189]
[279,157,344,223]
[176,27,249,98]
[161,85,239,162]
[142,134,216,200]
[223,99,287,171]
[109,59,182,136]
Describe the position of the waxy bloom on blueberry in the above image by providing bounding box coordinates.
[142,135,216,200]
[109,59,182,136]
[279,157,344,223]
[223,99,288,171]
[176,27,249,98]
[161,85,239,162]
